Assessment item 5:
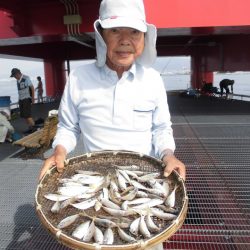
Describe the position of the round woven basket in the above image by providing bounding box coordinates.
[35,150,188,250]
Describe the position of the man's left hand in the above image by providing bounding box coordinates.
[162,155,186,181]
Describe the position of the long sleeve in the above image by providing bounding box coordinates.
[52,78,81,154]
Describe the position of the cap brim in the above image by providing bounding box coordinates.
[99,17,147,32]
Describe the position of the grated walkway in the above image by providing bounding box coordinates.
[0,95,250,249]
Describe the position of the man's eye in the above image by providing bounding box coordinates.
[132,29,141,35]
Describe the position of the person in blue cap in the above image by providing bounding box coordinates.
[10,68,36,133]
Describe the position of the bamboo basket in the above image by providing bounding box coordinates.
[35,150,188,250]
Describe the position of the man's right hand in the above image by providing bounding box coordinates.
[38,145,67,181]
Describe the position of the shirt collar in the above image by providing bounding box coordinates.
[100,63,136,81]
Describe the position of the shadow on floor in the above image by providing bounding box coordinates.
[5,203,69,250]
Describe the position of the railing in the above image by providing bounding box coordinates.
[231,93,250,101]
[10,95,61,110]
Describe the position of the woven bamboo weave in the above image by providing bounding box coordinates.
[36,151,188,250]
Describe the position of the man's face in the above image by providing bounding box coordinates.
[102,27,145,71]
[13,72,21,80]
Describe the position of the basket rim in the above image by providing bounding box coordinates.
[35,150,188,250]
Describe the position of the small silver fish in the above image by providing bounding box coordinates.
[150,208,177,220]
[62,181,83,187]
[44,193,70,202]
[77,175,104,185]
[94,225,104,244]
[127,197,151,205]
[139,215,151,238]
[121,200,129,210]
[99,187,109,200]
[165,185,177,207]
[109,179,119,193]
[146,187,166,197]
[99,197,121,210]
[129,217,140,236]
[130,180,148,190]
[131,198,164,209]
[71,198,97,210]
[51,200,60,213]
[57,214,79,229]
[94,217,117,228]
[124,170,139,179]
[103,227,114,244]
[136,173,160,182]
[82,220,95,242]
[88,174,110,193]
[94,200,102,211]
[58,186,89,197]
[117,227,136,242]
[157,204,178,214]
[145,214,160,233]
[116,171,127,191]
[148,179,167,197]
[120,188,138,201]
[108,188,122,205]
[136,190,149,198]
[162,181,170,197]
[118,170,131,183]
[103,206,136,217]
[98,216,131,229]
[60,196,79,210]
[72,220,90,239]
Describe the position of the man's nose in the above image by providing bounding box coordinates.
[119,33,131,45]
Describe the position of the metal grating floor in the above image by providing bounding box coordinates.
[0,95,250,249]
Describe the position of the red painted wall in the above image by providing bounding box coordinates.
[144,0,250,28]
[44,59,66,97]
[2,0,250,38]
[0,11,17,38]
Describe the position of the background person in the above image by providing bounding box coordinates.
[39,1,186,249]
[0,111,14,143]
[35,76,44,103]
[219,79,234,99]
[10,68,35,134]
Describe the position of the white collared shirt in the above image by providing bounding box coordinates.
[53,62,175,159]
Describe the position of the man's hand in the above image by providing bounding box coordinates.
[38,145,67,181]
[162,155,186,181]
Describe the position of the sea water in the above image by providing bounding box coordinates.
[1,72,250,104]
[160,72,250,96]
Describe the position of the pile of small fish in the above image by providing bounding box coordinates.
[44,165,179,245]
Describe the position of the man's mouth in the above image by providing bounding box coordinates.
[116,51,133,57]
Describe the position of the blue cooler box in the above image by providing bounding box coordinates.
[0,96,11,118]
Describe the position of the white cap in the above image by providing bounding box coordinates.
[98,0,147,32]
[94,0,157,67]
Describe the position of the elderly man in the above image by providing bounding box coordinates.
[39,0,186,249]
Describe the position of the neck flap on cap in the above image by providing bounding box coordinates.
[94,0,157,68]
